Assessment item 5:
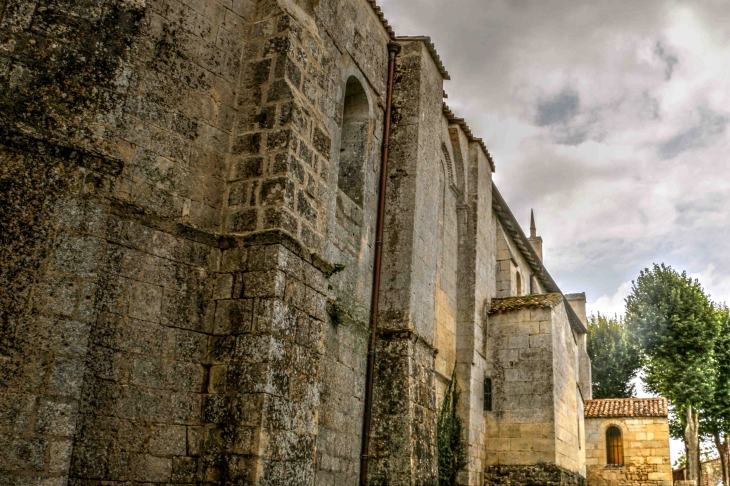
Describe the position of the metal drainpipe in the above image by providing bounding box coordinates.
[359,40,401,486]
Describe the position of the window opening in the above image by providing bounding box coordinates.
[338,76,369,207]
[606,426,624,466]
[484,377,492,412]
[515,272,522,296]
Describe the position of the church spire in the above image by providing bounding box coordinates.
[528,209,543,262]
[530,209,536,238]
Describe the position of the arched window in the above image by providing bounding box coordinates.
[338,76,369,208]
[606,426,624,466]
[515,272,522,296]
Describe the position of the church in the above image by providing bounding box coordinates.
[0,0,671,484]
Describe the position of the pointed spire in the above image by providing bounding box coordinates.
[530,209,536,238]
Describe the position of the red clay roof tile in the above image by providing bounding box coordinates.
[584,398,668,418]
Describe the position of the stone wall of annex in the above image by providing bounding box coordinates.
[485,296,587,484]
[551,299,586,476]
[585,417,672,486]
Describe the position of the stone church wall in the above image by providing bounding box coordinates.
[495,223,538,298]
[0,0,240,482]
[486,304,558,467]
[0,0,584,484]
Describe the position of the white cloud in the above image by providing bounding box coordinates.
[586,281,632,318]
[690,264,730,305]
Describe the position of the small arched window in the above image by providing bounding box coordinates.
[515,272,522,296]
[606,426,624,466]
[338,76,369,208]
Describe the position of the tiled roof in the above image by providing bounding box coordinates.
[395,36,450,80]
[584,398,668,418]
[366,0,395,39]
[443,103,495,172]
[488,293,564,315]
[364,4,450,80]
[490,185,587,335]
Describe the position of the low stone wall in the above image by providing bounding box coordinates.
[484,463,587,486]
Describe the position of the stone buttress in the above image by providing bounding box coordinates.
[0,0,337,483]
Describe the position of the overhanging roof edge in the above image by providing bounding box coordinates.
[491,183,588,335]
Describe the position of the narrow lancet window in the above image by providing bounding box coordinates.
[338,76,369,207]
[484,377,493,411]
[606,426,624,466]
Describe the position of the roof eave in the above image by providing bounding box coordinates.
[443,103,495,172]
[395,36,450,80]
[491,183,587,335]
[366,0,395,39]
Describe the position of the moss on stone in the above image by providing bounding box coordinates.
[488,292,564,315]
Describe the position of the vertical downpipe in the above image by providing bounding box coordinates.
[360,41,401,486]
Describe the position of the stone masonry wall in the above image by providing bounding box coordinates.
[1,0,514,484]
[495,223,540,298]
[366,38,446,486]
[486,305,557,468]
[551,303,585,475]
[0,0,338,484]
[454,128,495,486]
[0,0,242,482]
[484,463,587,486]
[585,417,672,486]
[485,297,587,481]
[0,133,133,486]
[225,1,333,253]
[434,132,459,398]
[310,0,392,483]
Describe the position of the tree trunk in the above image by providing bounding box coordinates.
[715,431,729,486]
[685,405,700,484]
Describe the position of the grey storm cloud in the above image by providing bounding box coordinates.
[657,110,728,159]
[640,92,660,120]
[534,90,601,146]
[536,89,580,126]
[654,42,678,80]
[675,192,730,227]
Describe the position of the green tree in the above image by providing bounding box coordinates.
[586,313,641,399]
[437,368,468,486]
[625,264,720,480]
[704,306,730,486]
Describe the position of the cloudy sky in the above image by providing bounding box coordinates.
[378,0,730,320]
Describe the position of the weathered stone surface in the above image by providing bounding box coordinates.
[585,415,673,486]
[484,463,587,486]
[0,0,605,485]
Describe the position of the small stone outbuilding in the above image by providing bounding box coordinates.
[484,293,591,484]
[585,398,672,486]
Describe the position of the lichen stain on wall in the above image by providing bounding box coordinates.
[0,0,145,147]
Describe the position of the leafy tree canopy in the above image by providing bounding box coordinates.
[625,263,720,437]
[703,306,730,435]
[587,313,641,399]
